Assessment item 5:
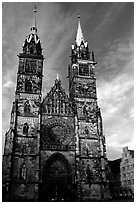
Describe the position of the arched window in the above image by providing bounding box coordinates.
[25,79,32,92]
[23,123,29,135]
[20,163,27,180]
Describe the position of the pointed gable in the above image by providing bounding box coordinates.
[42,79,73,116]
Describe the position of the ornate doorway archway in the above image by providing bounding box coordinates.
[40,153,74,201]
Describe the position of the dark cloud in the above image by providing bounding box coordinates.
[2,2,134,159]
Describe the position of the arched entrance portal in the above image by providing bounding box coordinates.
[40,153,74,201]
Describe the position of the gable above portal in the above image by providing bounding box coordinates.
[42,79,73,116]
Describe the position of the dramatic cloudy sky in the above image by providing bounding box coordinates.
[2,2,134,160]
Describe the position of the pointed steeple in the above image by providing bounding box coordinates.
[22,5,43,56]
[76,15,85,46]
[56,73,59,80]
[31,5,37,34]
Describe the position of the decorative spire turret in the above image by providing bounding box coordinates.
[22,5,42,56]
[71,15,90,63]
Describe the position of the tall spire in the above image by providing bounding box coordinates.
[76,15,85,46]
[22,5,42,55]
[31,5,37,34]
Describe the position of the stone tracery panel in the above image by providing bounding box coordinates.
[17,117,38,136]
[42,81,73,116]
[78,122,98,138]
[74,79,96,98]
[76,99,98,121]
[18,96,40,117]
[14,137,38,154]
[80,158,102,184]
[41,117,74,147]
[80,139,100,157]
[17,74,42,94]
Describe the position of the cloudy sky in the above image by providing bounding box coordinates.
[2,2,134,160]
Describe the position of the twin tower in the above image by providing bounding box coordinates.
[3,10,109,201]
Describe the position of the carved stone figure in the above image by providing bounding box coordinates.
[83,104,89,116]
[24,100,31,114]
[23,123,29,134]
[85,126,89,136]
[25,78,32,92]
[20,163,27,180]
[86,164,92,187]
[17,75,24,91]
[86,146,89,157]
[102,136,105,145]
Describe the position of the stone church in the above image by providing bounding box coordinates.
[3,9,110,201]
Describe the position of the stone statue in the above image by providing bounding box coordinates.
[83,104,88,115]
[25,79,32,92]
[23,123,29,134]
[20,163,27,180]
[85,126,89,136]
[24,100,31,114]
[86,164,92,187]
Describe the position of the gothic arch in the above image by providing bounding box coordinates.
[43,152,72,182]
[40,153,73,201]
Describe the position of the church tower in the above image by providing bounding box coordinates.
[3,10,110,201]
[3,7,44,201]
[69,16,108,201]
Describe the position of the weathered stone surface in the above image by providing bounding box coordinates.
[2,15,110,202]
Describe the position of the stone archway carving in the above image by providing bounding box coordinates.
[40,153,73,201]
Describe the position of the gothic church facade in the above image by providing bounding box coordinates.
[3,11,109,201]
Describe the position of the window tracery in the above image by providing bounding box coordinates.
[79,63,89,76]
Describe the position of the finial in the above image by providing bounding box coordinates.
[34,5,37,29]
[34,5,37,13]
[78,14,80,19]
[31,5,37,34]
